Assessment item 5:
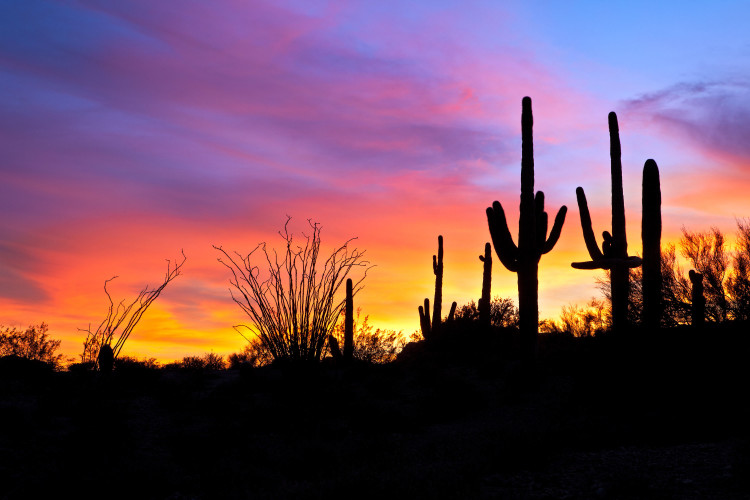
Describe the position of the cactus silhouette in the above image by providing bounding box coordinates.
[327,278,354,362]
[690,270,705,327]
[479,243,492,331]
[418,235,457,340]
[97,344,114,373]
[487,97,567,362]
[419,236,444,340]
[641,159,662,329]
[343,278,354,361]
[572,112,641,332]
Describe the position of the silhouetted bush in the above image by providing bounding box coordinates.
[0,323,64,370]
[229,336,273,368]
[329,308,405,364]
[454,296,519,329]
[215,217,370,363]
[176,352,226,370]
[115,355,160,371]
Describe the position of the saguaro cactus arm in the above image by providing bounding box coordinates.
[486,202,519,272]
[542,203,567,255]
[572,187,642,270]
[418,298,431,339]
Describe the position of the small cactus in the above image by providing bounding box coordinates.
[641,159,662,329]
[418,235,457,340]
[690,270,705,327]
[487,97,567,362]
[572,112,641,333]
[479,242,492,330]
[97,344,114,373]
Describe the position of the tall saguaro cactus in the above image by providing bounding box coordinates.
[641,159,662,329]
[572,112,641,332]
[487,97,567,362]
[479,243,492,331]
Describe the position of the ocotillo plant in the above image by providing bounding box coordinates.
[419,235,445,340]
[572,112,641,333]
[487,97,567,362]
[690,270,705,327]
[479,242,492,331]
[642,159,662,329]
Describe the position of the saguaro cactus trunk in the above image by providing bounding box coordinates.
[690,270,705,328]
[572,112,641,333]
[479,242,492,331]
[343,278,354,361]
[641,159,662,329]
[487,97,567,363]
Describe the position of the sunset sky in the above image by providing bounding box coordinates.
[2,1,750,362]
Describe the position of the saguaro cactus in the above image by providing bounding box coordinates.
[690,270,705,327]
[479,243,492,331]
[418,235,457,340]
[343,278,354,361]
[641,159,662,329]
[487,97,567,362]
[572,112,641,333]
[432,235,444,334]
[419,235,444,340]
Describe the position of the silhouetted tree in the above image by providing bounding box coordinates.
[0,323,64,369]
[215,217,370,363]
[487,97,567,363]
[80,251,186,369]
[727,218,750,321]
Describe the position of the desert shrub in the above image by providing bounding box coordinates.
[229,337,273,368]
[115,356,160,371]
[215,217,370,362]
[329,308,405,364]
[453,296,519,328]
[0,323,64,370]
[202,352,226,370]
[177,352,226,370]
[540,298,607,337]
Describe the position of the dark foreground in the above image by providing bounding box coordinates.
[2,324,750,499]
